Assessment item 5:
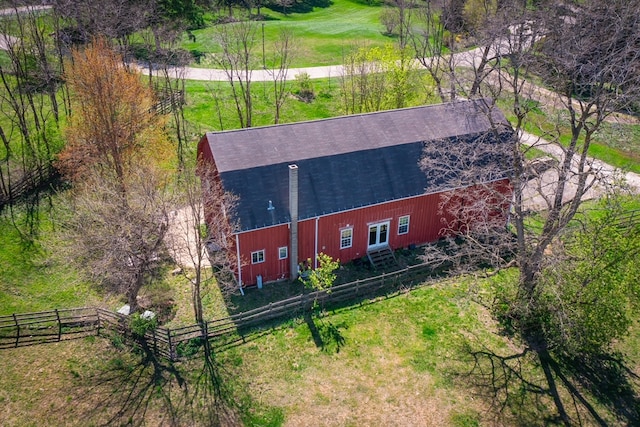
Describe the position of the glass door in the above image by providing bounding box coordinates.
[368,222,389,249]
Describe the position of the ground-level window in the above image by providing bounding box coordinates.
[398,215,410,235]
[251,249,265,264]
[278,246,288,260]
[340,228,353,249]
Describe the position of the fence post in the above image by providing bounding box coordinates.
[237,313,247,343]
[202,322,209,349]
[95,308,101,336]
[55,309,62,341]
[13,313,19,348]
[167,329,175,362]
[151,328,158,357]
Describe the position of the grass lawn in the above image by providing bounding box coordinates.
[182,71,438,133]
[183,0,391,68]
[0,277,520,426]
[182,76,344,132]
[2,274,634,426]
[0,210,103,315]
[220,279,505,426]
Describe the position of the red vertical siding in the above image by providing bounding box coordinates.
[237,225,290,286]
[297,218,317,267]
[197,135,209,161]
[315,192,446,265]
[235,180,512,287]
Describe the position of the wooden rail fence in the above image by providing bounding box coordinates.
[0,262,434,360]
[0,307,99,349]
[152,88,185,115]
[0,164,58,212]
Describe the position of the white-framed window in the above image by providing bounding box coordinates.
[251,249,265,264]
[340,228,353,249]
[398,215,410,235]
[278,246,288,260]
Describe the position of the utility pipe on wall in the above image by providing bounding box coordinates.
[289,164,299,281]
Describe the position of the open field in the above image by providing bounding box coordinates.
[1,274,638,426]
[183,0,391,68]
[182,77,344,132]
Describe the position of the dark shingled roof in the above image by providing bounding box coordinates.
[201,100,512,231]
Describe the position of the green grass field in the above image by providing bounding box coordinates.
[0,212,101,315]
[1,273,633,426]
[184,0,391,68]
[0,278,529,426]
[183,77,347,131]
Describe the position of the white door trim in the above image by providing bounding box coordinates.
[367,221,390,250]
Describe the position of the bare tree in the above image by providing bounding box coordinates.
[418,5,640,419]
[380,7,400,38]
[210,21,257,128]
[52,0,153,47]
[268,28,295,124]
[58,166,172,313]
[441,0,466,33]
[506,0,640,305]
[382,0,415,49]
[408,0,463,102]
[419,3,640,405]
[166,160,239,325]
[419,101,516,272]
[158,63,191,170]
[409,0,513,103]
[0,4,68,243]
[164,160,241,426]
[56,38,175,312]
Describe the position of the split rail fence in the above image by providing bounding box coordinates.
[0,164,58,212]
[0,263,433,360]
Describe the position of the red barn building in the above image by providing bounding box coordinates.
[198,100,513,288]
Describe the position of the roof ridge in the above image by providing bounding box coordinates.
[206,100,479,136]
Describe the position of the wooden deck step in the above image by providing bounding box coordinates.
[366,246,398,269]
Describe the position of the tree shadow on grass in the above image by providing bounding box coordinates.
[459,341,640,426]
[461,345,557,426]
[187,339,243,426]
[70,336,187,426]
[556,352,640,425]
[71,333,242,426]
[304,311,347,354]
